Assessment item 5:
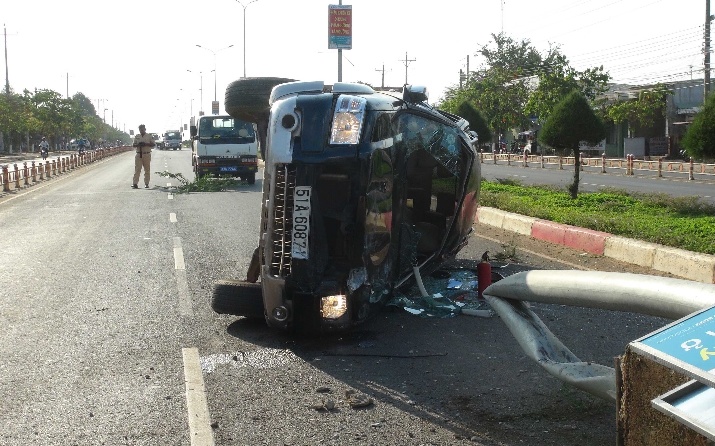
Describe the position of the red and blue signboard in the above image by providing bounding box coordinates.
[328,4,352,50]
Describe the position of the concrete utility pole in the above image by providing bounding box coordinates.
[705,0,712,99]
[4,24,10,95]
[375,64,385,89]
[400,52,416,86]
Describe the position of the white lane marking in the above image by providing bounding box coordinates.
[182,348,215,446]
[176,269,193,316]
[168,193,174,200]
[170,213,177,223]
[173,237,186,270]
[173,237,192,316]
[167,182,172,187]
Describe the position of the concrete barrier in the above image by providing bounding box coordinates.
[652,246,715,284]
[477,206,715,284]
[604,236,658,268]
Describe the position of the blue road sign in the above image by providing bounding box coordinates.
[632,305,715,386]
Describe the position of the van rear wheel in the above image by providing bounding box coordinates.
[211,280,264,319]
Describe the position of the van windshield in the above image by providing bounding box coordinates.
[199,117,255,144]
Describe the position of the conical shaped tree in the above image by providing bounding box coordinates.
[540,91,605,198]
[681,92,715,160]
[455,100,492,146]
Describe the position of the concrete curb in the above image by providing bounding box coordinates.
[476,206,715,284]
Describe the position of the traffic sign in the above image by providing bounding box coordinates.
[328,4,352,49]
[631,305,715,387]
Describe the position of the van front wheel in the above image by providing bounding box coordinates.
[211,280,264,319]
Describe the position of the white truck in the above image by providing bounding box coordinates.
[189,115,259,184]
[163,130,182,150]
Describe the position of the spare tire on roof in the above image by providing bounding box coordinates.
[224,77,296,125]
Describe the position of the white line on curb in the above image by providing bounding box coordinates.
[182,347,215,446]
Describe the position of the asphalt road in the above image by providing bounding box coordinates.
[480,160,715,205]
[0,150,675,445]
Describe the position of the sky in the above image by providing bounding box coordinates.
[2,0,710,135]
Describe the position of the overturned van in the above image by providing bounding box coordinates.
[213,79,481,334]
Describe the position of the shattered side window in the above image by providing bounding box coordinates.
[393,113,462,176]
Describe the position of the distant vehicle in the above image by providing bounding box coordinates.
[150,133,161,149]
[69,138,90,151]
[163,130,182,150]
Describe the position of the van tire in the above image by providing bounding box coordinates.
[211,280,264,319]
[224,77,295,124]
[246,173,256,185]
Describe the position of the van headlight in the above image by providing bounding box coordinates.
[320,294,348,319]
[329,95,367,145]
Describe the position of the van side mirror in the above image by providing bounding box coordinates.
[190,125,197,138]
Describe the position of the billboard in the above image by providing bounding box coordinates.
[328,4,352,49]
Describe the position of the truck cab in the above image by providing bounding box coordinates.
[163,130,182,150]
[189,115,259,184]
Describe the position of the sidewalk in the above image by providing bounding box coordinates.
[476,206,715,284]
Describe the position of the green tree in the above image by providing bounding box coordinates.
[604,84,669,138]
[525,48,609,124]
[440,34,609,148]
[71,92,96,117]
[455,100,492,145]
[540,91,605,198]
[681,92,715,160]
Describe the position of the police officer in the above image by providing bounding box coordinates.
[132,124,155,188]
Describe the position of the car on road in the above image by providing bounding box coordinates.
[212,78,481,334]
[69,138,90,151]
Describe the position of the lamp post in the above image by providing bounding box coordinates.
[187,69,203,115]
[234,0,259,78]
[196,44,234,104]
[103,108,107,124]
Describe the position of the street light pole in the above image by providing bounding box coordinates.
[195,44,234,103]
[187,69,203,115]
[235,0,258,78]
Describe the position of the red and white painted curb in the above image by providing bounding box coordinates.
[476,206,715,284]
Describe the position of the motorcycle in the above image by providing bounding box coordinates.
[40,147,49,161]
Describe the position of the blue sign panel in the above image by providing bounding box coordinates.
[633,305,715,386]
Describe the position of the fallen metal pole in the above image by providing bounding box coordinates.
[483,270,715,402]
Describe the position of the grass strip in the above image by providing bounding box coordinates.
[479,179,715,255]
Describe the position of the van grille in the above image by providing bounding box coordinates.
[269,164,297,277]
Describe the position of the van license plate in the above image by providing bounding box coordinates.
[292,186,311,259]
[220,166,238,172]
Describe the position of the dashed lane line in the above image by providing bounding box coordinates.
[182,347,215,446]
[173,236,192,316]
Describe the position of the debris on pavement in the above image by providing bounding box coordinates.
[387,266,495,318]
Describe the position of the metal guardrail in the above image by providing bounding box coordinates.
[480,151,715,181]
[1,146,133,193]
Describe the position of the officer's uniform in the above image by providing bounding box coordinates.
[132,130,155,188]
